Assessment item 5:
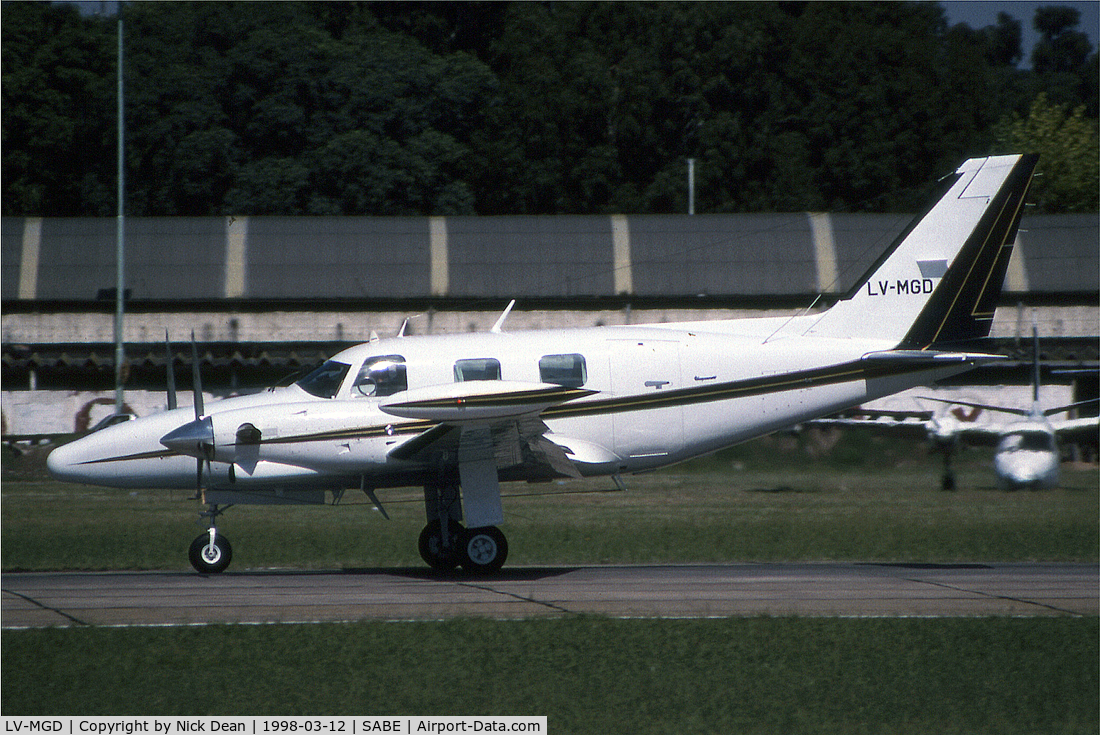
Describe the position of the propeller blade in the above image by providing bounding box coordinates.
[190,331,205,418]
[165,331,177,410]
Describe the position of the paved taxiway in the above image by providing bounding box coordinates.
[3,563,1096,628]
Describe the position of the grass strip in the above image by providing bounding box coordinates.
[4,431,1098,571]
[3,617,1097,733]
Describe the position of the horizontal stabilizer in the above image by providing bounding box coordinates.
[1044,398,1100,417]
[917,396,1030,417]
[861,349,1006,369]
[917,396,1100,419]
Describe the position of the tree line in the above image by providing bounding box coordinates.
[3,1,1097,218]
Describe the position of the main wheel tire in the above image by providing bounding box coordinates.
[189,532,232,574]
[460,526,508,575]
[418,520,463,571]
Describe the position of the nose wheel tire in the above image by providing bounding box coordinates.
[460,526,508,575]
[418,520,464,572]
[189,532,232,574]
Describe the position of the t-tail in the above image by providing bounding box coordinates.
[807,154,1039,349]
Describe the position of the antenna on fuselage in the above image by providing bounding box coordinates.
[491,299,516,334]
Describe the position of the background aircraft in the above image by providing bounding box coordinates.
[48,154,1038,573]
[813,328,1099,490]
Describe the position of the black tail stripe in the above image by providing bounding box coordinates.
[900,154,1038,349]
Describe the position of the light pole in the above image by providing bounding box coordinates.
[113,8,126,413]
[687,158,695,215]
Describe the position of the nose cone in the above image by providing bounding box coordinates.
[46,440,83,482]
[160,416,214,458]
[995,451,1059,491]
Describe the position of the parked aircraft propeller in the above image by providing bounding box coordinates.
[165,331,177,411]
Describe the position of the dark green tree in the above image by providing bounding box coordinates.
[3,1,1096,217]
[119,1,498,215]
[992,93,1099,212]
[2,2,115,216]
[1029,6,1098,117]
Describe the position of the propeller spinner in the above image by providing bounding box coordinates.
[160,415,215,459]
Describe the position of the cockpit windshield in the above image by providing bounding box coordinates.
[296,360,351,398]
[998,431,1056,453]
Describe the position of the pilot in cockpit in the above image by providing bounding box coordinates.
[353,355,407,397]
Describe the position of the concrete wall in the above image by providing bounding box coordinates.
[3,304,1096,346]
[5,213,1095,302]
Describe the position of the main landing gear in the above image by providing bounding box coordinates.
[419,476,508,575]
[418,520,509,574]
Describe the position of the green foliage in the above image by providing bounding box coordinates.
[4,618,1098,733]
[1,2,115,216]
[993,93,1100,212]
[2,1,1097,216]
[116,2,498,216]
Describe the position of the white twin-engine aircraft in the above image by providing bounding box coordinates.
[812,327,1099,491]
[48,154,1038,574]
[921,327,1098,492]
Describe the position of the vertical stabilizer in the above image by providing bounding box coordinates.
[807,154,1038,348]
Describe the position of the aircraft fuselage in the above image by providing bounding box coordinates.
[48,324,976,493]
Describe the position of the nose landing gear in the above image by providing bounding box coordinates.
[189,503,233,574]
[189,528,233,574]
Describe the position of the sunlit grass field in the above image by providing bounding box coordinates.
[3,431,1096,570]
[3,432,1097,729]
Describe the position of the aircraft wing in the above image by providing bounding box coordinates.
[383,382,601,480]
[806,414,933,441]
[1049,415,1100,441]
[380,381,595,422]
[807,412,1014,446]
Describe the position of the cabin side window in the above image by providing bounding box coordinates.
[353,355,407,397]
[539,353,587,388]
[454,358,501,382]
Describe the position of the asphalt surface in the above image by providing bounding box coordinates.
[2,562,1096,628]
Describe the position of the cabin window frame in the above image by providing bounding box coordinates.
[454,358,502,382]
[538,353,587,388]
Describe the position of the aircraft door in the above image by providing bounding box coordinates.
[608,338,683,462]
